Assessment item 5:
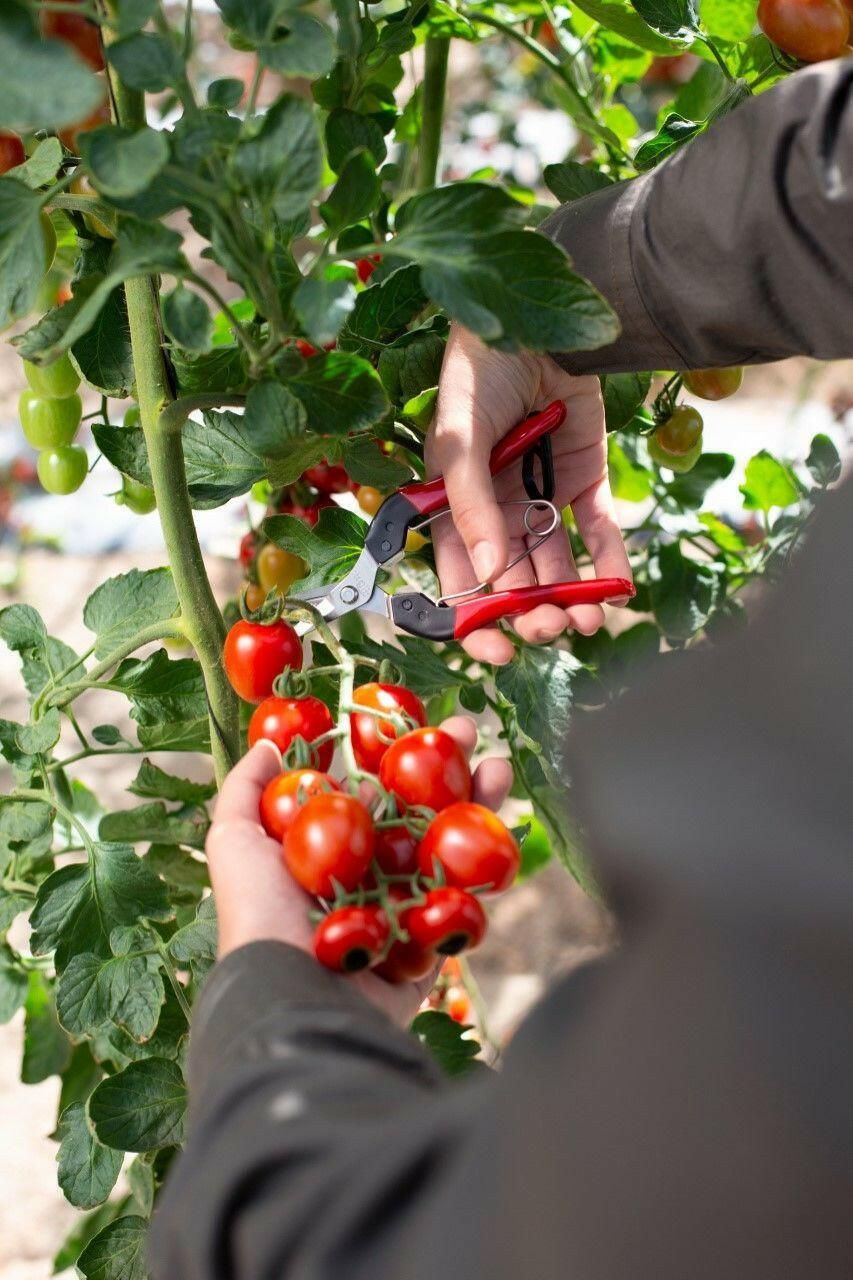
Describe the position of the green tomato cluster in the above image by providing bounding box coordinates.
[19,356,88,495]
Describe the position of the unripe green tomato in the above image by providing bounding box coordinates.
[123,404,142,428]
[37,445,88,495]
[24,353,80,399]
[19,390,82,448]
[116,476,156,514]
[683,366,744,401]
[648,433,703,474]
[654,405,703,456]
[40,213,57,272]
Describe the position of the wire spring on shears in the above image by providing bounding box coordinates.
[411,498,562,606]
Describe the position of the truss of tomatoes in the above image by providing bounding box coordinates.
[223,617,520,980]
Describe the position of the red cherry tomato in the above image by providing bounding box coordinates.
[356,255,380,283]
[294,338,319,358]
[283,793,374,897]
[277,490,335,525]
[350,683,427,774]
[405,887,487,956]
[379,727,472,813]
[259,769,340,842]
[248,695,335,769]
[374,824,420,877]
[223,619,303,704]
[313,904,389,973]
[41,2,105,70]
[373,936,435,983]
[758,0,849,60]
[303,459,354,495]
[239,530,258,569]
[0,131,25,175]
[419,802,520,892]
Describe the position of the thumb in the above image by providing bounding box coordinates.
[427,409,509,584]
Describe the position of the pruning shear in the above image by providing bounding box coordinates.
[291,401,634,641]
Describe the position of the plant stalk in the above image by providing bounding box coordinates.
[416,37,450,192]
[103,10,240,785]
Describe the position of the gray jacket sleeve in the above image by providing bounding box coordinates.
[541,61,853,373]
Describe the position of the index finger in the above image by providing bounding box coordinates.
[213,740,282,824]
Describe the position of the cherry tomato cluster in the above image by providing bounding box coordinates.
[649,366,743,474]
[18,357,89,496]
[262,710,519,981]
[758,0,851,63]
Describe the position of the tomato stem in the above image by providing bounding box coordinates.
[417,37,450,192]
[103,7,241,786]
[46,619,187,709]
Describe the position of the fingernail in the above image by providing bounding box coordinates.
[254,738,282,764]
[472,541,496,582]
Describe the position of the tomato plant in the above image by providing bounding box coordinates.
[0,0,841,1268]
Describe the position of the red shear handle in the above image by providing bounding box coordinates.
[399,400,567,517]
[452,578,635,639]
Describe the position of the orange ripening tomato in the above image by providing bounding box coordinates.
[59,93,110,153]
[0,131,25,175]
[41,1,105,71]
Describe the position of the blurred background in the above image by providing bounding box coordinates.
[1,6,851,1275]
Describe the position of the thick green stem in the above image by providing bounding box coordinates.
[103,16,240,786]
[417,37,450,192]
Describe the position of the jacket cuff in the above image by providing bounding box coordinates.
[539,176,682,375]
[187,941,439,1103]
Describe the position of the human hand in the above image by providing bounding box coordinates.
[426,324,632,664]
[206,719,513,1028]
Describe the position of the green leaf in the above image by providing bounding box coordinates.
[261,13,336,78]
[0,943,28,1023]
[665,451,734,508]
[107,32,184,92]
[71,240,134,398]
[145,845,209,896]
[76,1215,149,1280]
[7,136,63,190]
[289,350,389,433]
[30,843,171,970]
[0,603,84,700]
[339,437,413,488]
[378,330,445,404]
[83,568,178,661]
[651,539,724,641]
[129,760,215,805]
[294,277,357,348]
[90,1057,187,1151]
[326,108,387,172]
[92,423,152,487]
[629,0,699,37]
[518,814,553,879]
[321,149,382,231]
[56,1102,124,1210]
[57,951,165,1042]
[232,94,323,220]
[264,506,368,593]
[80,125,170,198]
[214,0,282,42]
[339,263,427,352]
[543,161,616,203]
[411,1010,482,1076]
[602,371,651,431]
[0,4,107,132]
[343,631,475,700]
[16,707,61,756]
[208,76,244,109]
[14,221,186,364]
[0,176,50,326]
[175,410,262,507]
[609,437,654,502]
[495,647,582,780]
[242,380,308,460]
[569,0,685,51]
[21,971,71,1083]
[700,0,757,41]
[162,284,213,353]
[265,435,331,488]
[635,113,701,171]
[100,802,207,849]
[805,433,841,488]
[112,0,159,34]
[168,894,217,980]
[172,344,248,395]
[739,449,799,512]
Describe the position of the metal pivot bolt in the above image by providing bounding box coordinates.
[340,585,359,604]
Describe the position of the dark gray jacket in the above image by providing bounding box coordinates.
[149,62,853,1280]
